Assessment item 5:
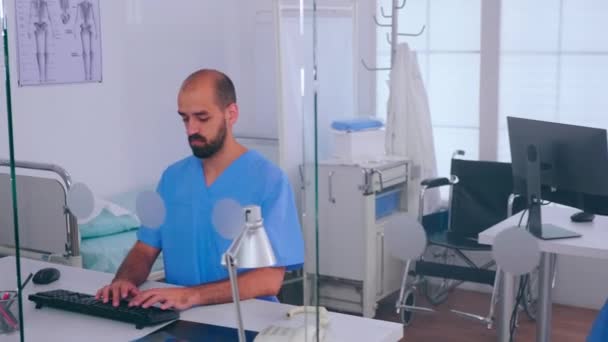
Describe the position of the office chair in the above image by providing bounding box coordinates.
[394,151,527,328]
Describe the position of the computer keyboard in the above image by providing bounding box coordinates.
[28,289,179,329]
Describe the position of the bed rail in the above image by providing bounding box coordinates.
[0,159,80,259]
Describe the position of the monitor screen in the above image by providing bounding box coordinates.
[507,117,608,214]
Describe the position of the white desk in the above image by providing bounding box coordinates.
[0,257,403,342]
[479,205,608,342]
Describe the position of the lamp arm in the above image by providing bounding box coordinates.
[223,224,251,342]
[225,253,246,342]
[225,224,250,261]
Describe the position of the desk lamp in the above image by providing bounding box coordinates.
[221,205,277,342]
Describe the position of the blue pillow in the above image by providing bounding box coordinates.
[331,118,384,132]
[79,208,140,240]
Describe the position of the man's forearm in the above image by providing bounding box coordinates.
[114,247,156,286]
[190,267,285,306]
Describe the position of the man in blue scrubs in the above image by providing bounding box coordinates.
[96,69,304,310]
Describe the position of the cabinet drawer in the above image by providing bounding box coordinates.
[361,162,408,193]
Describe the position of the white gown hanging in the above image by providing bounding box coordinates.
[385,43,440,215]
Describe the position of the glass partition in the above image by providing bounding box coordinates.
[1,0,321,340]
[1,0,26,339]
[309,0,410,321]
[308,1,528,342]
[309,0,477,336]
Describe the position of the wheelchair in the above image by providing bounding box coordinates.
[394,150,535,328]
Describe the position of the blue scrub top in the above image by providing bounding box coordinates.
[588,298,608,342]
[137,150,304,300]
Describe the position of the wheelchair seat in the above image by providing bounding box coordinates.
[427,230,491,252]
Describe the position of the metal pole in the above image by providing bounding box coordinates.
[226,254,246,342]
[395,260,411,314]
[498,270,516,342]
[390,0,399,68]
[537,252,553,342]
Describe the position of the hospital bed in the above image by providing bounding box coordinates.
[0,160,164,280]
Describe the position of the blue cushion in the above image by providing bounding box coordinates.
[331,118,384,132]
[79,208,140,240]
[81,230,164,273]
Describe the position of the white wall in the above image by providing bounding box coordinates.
[275,1,360,219]
[0,0,279,198]
[279,1,360,169]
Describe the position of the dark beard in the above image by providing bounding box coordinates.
[188,123,227,159]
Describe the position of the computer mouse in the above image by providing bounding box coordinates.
[570,211,595,223]
[33,267,61,285]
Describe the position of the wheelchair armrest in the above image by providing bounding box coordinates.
[418,176,458,221]
[421,177,453,189]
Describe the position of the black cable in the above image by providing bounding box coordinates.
[508,198,550,340]
[517,209,528,228]
[509,280,520,341]
[509,214,530,341]
[509,275,528,342]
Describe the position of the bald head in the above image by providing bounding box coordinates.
[178,69,240,160]
[180,69,237,110]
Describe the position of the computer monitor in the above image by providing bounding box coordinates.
[507,116,608,239]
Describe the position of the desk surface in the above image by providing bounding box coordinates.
[479,206,608,259]
[0,257,402,342]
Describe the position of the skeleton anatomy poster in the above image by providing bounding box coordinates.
[15,0,102,86]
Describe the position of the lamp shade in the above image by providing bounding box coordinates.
[222,205,277,269]
[234,225,277,268]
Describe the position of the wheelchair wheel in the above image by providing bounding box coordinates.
[423,246,456,306]
[400,290,416,327]
[523,267,539,321]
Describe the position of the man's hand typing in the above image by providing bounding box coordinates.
[128,287,198,311]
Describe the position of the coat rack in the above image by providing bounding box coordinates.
[361,0,426,71]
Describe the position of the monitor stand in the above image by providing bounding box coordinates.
[526,144,581,240]
[531,224,581,240]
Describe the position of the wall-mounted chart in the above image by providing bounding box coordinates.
[15,0,102,86]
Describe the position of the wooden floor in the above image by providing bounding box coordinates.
[373,289,598,342]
